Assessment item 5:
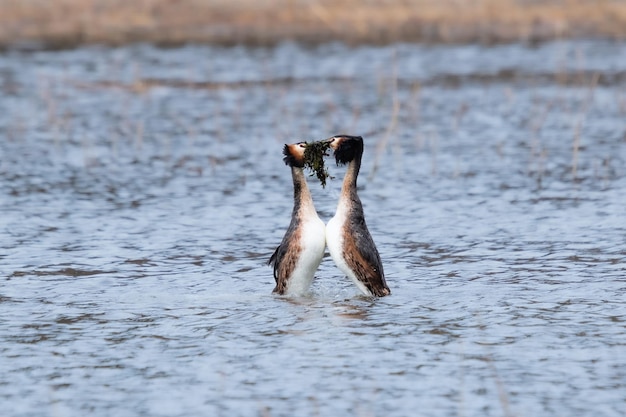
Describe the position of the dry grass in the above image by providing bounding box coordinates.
[1,0,626,48]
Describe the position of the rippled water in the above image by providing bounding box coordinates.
[1,40,625,417]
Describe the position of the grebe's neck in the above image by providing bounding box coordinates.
[291,167,317,217]
[340,153,362,197]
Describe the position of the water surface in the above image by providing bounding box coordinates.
[1,41,625,417]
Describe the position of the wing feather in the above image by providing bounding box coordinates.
[344,204,389,296]
[268,217,301,294]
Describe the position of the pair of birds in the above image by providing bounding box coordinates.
[269,135,391,297]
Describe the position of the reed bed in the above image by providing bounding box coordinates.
[1,0,626,49]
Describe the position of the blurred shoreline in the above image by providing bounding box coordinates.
[1,0,626,50]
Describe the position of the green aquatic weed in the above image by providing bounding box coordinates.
[303,140,332,188]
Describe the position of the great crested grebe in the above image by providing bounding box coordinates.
[268,142,326,295]
[324,135,390,297]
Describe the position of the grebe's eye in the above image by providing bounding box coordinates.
[298,143,306,148]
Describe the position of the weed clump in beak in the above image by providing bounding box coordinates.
[303,140,333,188]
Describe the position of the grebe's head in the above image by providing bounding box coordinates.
[324,135,364,165]
[282,142,307,168]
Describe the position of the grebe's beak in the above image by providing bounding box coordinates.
[322,136,338,149]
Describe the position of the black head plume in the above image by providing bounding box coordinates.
[333,135,364,165]
[282,143,305,168]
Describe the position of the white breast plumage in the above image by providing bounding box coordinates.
[285,216,326,295]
